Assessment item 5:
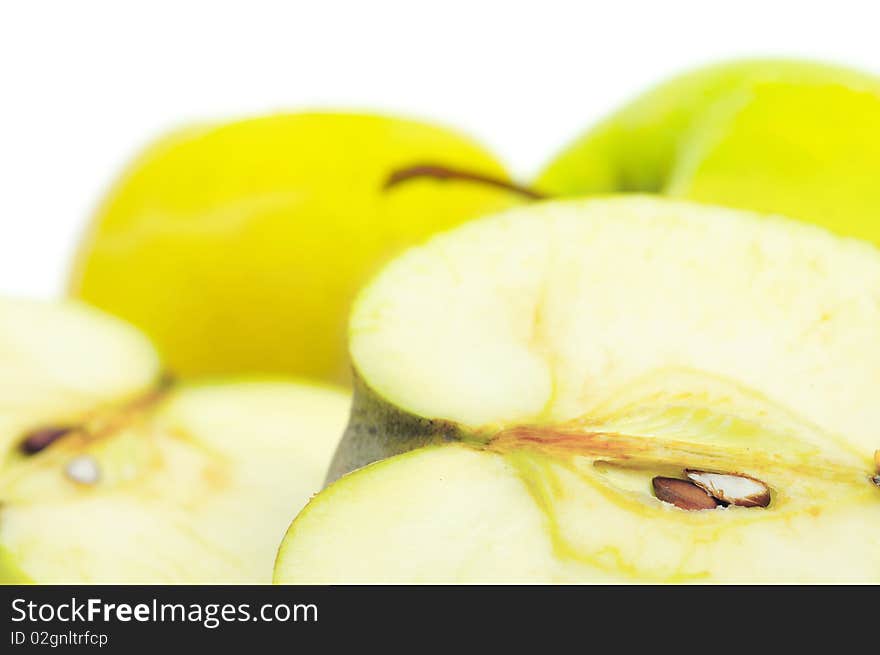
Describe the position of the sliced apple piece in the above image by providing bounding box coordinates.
[276,197,880,583]
[0,298,349,583]
[0,297,161,463]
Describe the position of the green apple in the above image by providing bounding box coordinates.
[274,197,880,583]
[0,297,349,583]
[70,113,529,385]
[537,59,880,245]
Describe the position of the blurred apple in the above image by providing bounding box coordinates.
[537,59,880,244]
[71,113,528,384]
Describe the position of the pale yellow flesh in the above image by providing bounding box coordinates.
[1,381,350,583]
[276,446,560,584]
[350,198,880,453]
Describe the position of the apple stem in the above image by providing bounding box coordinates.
[384,163,546,200]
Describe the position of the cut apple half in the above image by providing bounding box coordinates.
[275,197,880,583]
[0,298,350,583]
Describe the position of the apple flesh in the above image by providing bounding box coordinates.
[537,59,880,246]
[0,298,350,583]
[70,113,527,385]
[0,297,161,460]
[276,197,880,583]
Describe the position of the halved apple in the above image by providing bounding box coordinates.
[275,197,880,583]
[0,298,349,583]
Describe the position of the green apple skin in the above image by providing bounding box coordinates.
[70,113,525,386]
[0,546,31,583]
[536,59,880,246]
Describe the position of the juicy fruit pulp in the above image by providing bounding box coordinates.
[70,113,526,384]
[537,59,880,246]
[275,198,880,583]
[0,298,349,583]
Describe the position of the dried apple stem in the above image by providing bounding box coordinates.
[384,163,546,200]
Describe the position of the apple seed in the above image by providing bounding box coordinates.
[65,455,101,485]
[20,425,76,454]
[652,476,720,510]
[685,470,771,508]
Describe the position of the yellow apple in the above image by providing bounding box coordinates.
[71,113,528,384]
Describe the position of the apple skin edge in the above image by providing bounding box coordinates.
[0,545,32,584]
[325,374,464,484]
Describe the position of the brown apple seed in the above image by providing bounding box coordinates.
[652,476,720,511]
[685,470,771,508]
[20,425,76,454]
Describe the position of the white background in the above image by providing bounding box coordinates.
[2,0,879,298]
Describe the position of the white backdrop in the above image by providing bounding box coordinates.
[2,0,879,298]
